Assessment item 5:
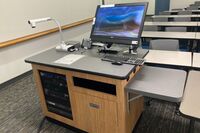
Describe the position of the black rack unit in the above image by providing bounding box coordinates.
[39,71,73,120]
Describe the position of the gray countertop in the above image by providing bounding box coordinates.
[25,45,148,79]
[126,66,187,102]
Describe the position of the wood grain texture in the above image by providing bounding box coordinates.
[73,92,118,133]
[0,18,93,48]
[32,64,144,133]
[115,66,144,133]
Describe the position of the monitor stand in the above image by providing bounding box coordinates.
[123,45,138,55]
[98,43,119,54]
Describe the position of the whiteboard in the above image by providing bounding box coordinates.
[104,0,155,15]
[0,0,100,42]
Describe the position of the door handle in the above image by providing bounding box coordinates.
[89,103,100,109]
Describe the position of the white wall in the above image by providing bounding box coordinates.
[105,0,155,15]
[170,0,197,10]
[0,23,92,84]
[0,0,99,43]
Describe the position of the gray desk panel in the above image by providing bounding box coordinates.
[193,53,200,68]
[126,66,187,102]
[26,47,148,79]
[152,15,200,18]
[142,31,196,39]
[144,22,198,27]
[164,10,200,14]
[180,71,200,119]
[196,32,200,39]
[144,50,192,67]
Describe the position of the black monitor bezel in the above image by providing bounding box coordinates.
[90,2,148,45]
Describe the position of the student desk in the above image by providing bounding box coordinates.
[144,21,198,27]
[152,15,200,21]
[25,46,148,133]
[163,10,180,15]
[179,71,200,133]
[192,52,200,68]
[144,50,192,67]
[196,32,200,39]
[142,31,196,39]
[152,15,200,18]
[163,10,200,15]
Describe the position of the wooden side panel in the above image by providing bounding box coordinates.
[32,64,144,133]
[73,92,118,133]
[126,94,144,133]
[32,65,49,115]
[115,66,144,133]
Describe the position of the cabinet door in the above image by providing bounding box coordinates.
[74,92,118,133]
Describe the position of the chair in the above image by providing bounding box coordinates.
[174,17,191,22]
[174,11,192,22]
[149,39,179,51]
[145,16,153,21]
[186,6,199,10]
[172,8,183,11]
[178,10,192,15]
[143,26,159,31]
[153,17,168,22]
[195,1,200,5]
[165,27,189,51]
[165,27,187,32]
[165,11,192,32]
[159,12,171,15]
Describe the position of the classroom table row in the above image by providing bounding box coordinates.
[163,10,200,15]
[152,14,200,19]
[144,21,199,27]
[142,31,200,39]
[151,14,200,22]
[144,49,200,68]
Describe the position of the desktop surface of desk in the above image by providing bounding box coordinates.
[126,66,186,102]
[152,15,199,18]
[142,31,196,39]
[144,50,192,67]
[164,10,200,14]
[196,32,200,39]
[26,47,148,79]
[144,22,198,27]
[180,71,200,119]
[192,52,200,68]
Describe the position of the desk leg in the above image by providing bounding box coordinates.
[189,40,194,52]
[197,40,200,52]
[127,92,143,113]
[175,103,181,115]
[189,119,195,133]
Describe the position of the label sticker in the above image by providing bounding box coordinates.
[100,4,115,8]
[92,18,96,25]
[132,41,138,45]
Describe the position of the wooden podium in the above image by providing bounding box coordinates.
[32,64,144,133]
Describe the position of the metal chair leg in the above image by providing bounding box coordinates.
[189,119,195,133]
